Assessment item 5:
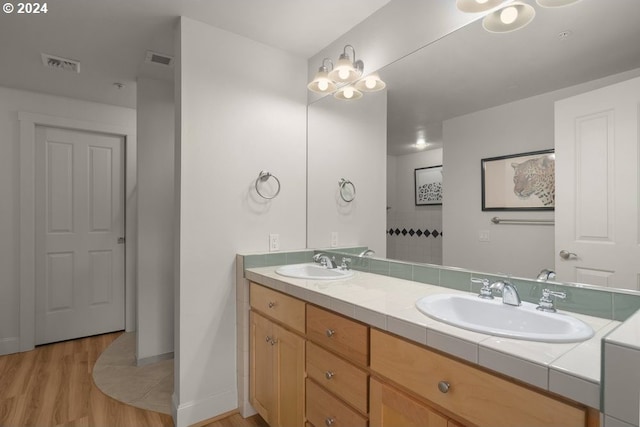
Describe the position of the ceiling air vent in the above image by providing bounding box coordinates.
[41,53,80,73]
[145,51,174,67]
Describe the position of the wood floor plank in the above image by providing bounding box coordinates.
[0,332,265,427]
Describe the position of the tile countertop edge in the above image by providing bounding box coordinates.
[244,266,617,410]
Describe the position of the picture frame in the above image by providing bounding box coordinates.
[415,165,443,206]
[481,149,555,211]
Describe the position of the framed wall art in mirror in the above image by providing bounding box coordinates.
[415,165,443,206]
[481,149,555,211]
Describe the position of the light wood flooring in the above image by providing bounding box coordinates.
[0,332,267,427]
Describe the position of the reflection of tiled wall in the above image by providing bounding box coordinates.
[387,207,443,265]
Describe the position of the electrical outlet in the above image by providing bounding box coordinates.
[479,230,490,242]
[330,232,338,248]
[269,234,280,252]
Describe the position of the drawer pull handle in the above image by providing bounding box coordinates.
[326,329,335,338]
[438,381,450,394]
[325,371,335,380]
[268,301,276,308]
[325,417,335,426]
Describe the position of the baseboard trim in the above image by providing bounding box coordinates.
[189,409,238,427]
[173,388,237,427]
[136,351,174,367]
[0,337,19,356]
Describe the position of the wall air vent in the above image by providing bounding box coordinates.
[145,51,174,67]
[41,53,81,73]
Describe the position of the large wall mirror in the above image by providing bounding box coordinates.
[307,0,640,291]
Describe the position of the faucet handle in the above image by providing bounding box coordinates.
[340,257,352,270]
[471,278,493,299]
[537,288,566,312]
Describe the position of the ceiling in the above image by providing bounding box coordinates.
[383,0,640,156]
[0,0,391,108]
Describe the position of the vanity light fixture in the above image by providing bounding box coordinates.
[307,44,385,100]
[307,58,337,94]
[457,0,581,33]
[456,0,506,13]
[482,2,536,33]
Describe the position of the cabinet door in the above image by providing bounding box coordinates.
[250,311,275,424]
[274,324,305,427]
[370,377,449,427]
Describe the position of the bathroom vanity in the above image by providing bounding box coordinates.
[243,264,611,427]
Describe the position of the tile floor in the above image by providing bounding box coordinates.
[92,332,173,414]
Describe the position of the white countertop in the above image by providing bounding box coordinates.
[245,265,620,409]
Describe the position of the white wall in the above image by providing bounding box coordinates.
[174,17,307,426]
[0,85,136,356]
[387,149,443,264]
[307,91,387,255]
[443,68,640,279]
[136,78,175,362]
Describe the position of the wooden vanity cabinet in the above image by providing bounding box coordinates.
[305,305,370,427]
[370,329,593,427]
[250,284,305,427]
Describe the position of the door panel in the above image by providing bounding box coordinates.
[555,76,640,290]
[35,126,125,344]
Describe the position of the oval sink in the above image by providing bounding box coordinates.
[275,263,354,280]
[415,293,594,343]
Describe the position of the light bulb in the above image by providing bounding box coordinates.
[318,80,329,91]
[500,6,518,24]
[343,87,354,99]
[476,0,489,3]
[365,77,377,89]
[339,68,350,80]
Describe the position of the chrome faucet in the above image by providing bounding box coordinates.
[312,253,337,269]
[490,280,521,306]
[358,249,375,257]
[536,269,556,282]
[536,288,566,312]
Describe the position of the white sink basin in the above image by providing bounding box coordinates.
[415,293,594,343]
[275,263,354,280]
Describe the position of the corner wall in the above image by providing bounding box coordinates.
[136,78,175,362]
[174,17,307,426]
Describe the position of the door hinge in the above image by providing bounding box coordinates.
[118,237,126,244]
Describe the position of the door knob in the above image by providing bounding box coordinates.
[559,250,577,260]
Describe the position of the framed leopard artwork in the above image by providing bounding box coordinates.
[481,149,555,211]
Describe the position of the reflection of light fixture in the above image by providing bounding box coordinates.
[308,44,385,100]
[456,0,506,13]
[415,138,428,149]
[457,0,580,33]
[536,0,582,7]
[334,85,363,100]
[307,58,337,94]
[355,72,386,92]
[482,2,535,33]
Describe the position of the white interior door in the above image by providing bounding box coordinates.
[555,76,640,290]
[35,126,125,345]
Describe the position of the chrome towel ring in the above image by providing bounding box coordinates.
[338,178,356,202]
[255,171,281,200]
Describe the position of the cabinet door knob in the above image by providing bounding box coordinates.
[268,301,276,308]
[269,338,277,346]
[438,381,450,394]
[325,417,335,426]
[325,371,335,380]
[265,336,272,343]
[326,329,335,338]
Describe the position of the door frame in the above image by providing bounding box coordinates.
[19,112,137,352]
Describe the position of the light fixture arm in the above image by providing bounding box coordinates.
[318,57,334,73]
[341,45,364,75]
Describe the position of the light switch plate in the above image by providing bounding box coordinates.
[330,232,338,247]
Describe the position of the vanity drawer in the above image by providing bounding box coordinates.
[306,305,368,366]
[250,282,305,334]
[306,341,368,414]
[306,378,367,427]
[370,329,588,427]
